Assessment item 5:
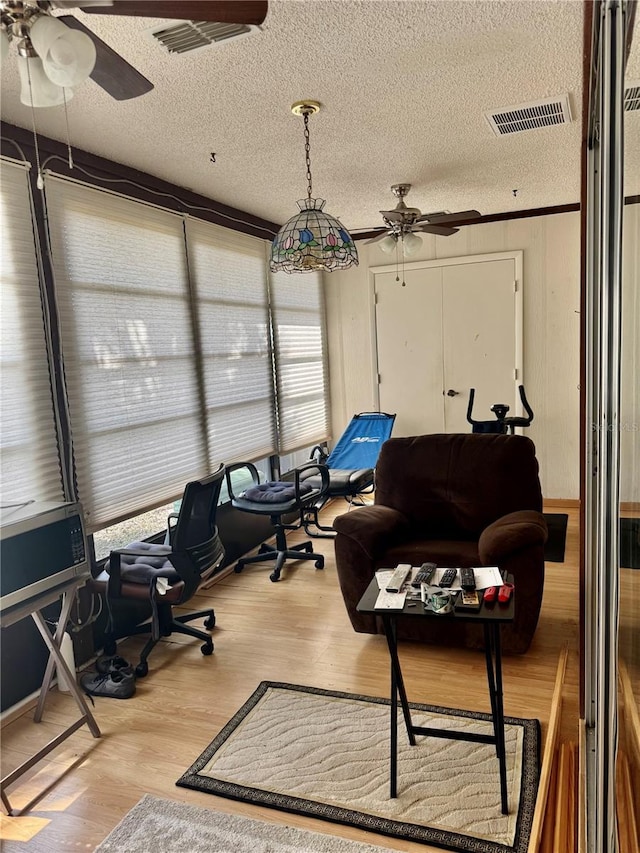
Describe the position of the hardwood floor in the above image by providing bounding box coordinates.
[1,503,584,851]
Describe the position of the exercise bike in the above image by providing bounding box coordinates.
[466,384,534,434]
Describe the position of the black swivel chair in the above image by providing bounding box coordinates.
[103,464,225,677]
[226,461,329,582]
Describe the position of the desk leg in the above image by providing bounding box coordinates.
[382,615,415,799]
[483,623,508,815]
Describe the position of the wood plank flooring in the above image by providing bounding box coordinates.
[1,503,585,851]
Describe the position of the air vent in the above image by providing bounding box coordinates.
[485,94,572,136]
[147,20,261,55]
[625,81,640,112]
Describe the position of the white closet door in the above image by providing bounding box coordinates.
[374,254,520,437]
[442,257,518,432]
[375,266,444,436]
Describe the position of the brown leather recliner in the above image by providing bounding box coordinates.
[333,433,547,654]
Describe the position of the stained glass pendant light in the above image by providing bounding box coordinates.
[270,101,358,274]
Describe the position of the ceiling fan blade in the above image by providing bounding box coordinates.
[79,1,269,25]
[415,209,481,224]
[414,224,459,237]
[365,231,395,245]
[58,15,154,100]
[379,209,404,223]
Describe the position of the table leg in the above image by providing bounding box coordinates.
[31,611,101,737]
[483,623,508,815]
[381,615,415,799]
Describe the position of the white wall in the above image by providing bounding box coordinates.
[324,211,582,501]
[620,203,640,504]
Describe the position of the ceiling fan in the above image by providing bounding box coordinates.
[365,184,481,255]
[0,1,269,102]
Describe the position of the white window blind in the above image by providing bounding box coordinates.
[185,219,276,463]
[270,271,331,454]
[0,160,64,505]
[45,176,207,532]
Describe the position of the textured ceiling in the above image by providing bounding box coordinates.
[0,0,601,232]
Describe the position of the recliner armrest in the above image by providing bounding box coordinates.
[333,505,410,560]
[478,510,548,564]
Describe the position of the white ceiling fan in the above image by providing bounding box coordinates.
[365,184,481,255]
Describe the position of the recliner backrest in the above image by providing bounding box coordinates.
[375,433,542,539]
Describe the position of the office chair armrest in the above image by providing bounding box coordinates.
[225,461,261,501]
[478,510,548,563]
[333,505,410,560]
[294,462,330,499]
[165,512,179,545]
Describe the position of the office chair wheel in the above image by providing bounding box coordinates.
[135,661,149,678]
[269,569,281,582]
[204,613,216,629]
[315,557,325,569]
[234,561,245,573]
[201,640,214,655]
[258,543,272,554]
[304,543,313,553]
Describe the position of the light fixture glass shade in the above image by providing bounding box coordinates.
[30,15,96,87]
[17,54,69,106]
[402,231,423,256]
[270,198,359,274]
[378,234,396,254]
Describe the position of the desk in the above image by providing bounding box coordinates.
[357,575,514,814]
[0,577,101,815]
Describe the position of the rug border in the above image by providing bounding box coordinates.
[176,681,541,853]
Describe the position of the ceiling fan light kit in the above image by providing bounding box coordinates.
[3,4,97,106]
[270,100,358,274]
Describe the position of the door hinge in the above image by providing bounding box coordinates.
[377,373,381,384]
[513,281,518,292]
[514,368,518,380]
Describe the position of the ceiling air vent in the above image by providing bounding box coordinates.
[625,81,640,112]
[147,20,261,55]
[485,94,572,137]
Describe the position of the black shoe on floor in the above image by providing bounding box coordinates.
[96,655,134,677]
[80,670,136,700]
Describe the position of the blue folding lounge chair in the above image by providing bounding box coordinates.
[302,411,395,536]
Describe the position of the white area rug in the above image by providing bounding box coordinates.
[94,794,396,852]
[177,682,540,853]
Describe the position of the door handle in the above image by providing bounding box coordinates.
[446,389,459,397]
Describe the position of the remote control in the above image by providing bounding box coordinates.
[411,562,437,587]
[386,563,412,593]
[438,568,458,588]
[460,567,476,591]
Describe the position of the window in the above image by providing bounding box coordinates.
[270,271,331,453]
[185,219,276,465]
[45,177,207,532]
[18,171,332,536]
[0,160,64,505]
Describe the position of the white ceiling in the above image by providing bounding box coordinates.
[0,0,634,234]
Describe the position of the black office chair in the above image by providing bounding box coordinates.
[103,465,225,677]
[226,461,329,582]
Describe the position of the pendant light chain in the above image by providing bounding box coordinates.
[303,111,313,199]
